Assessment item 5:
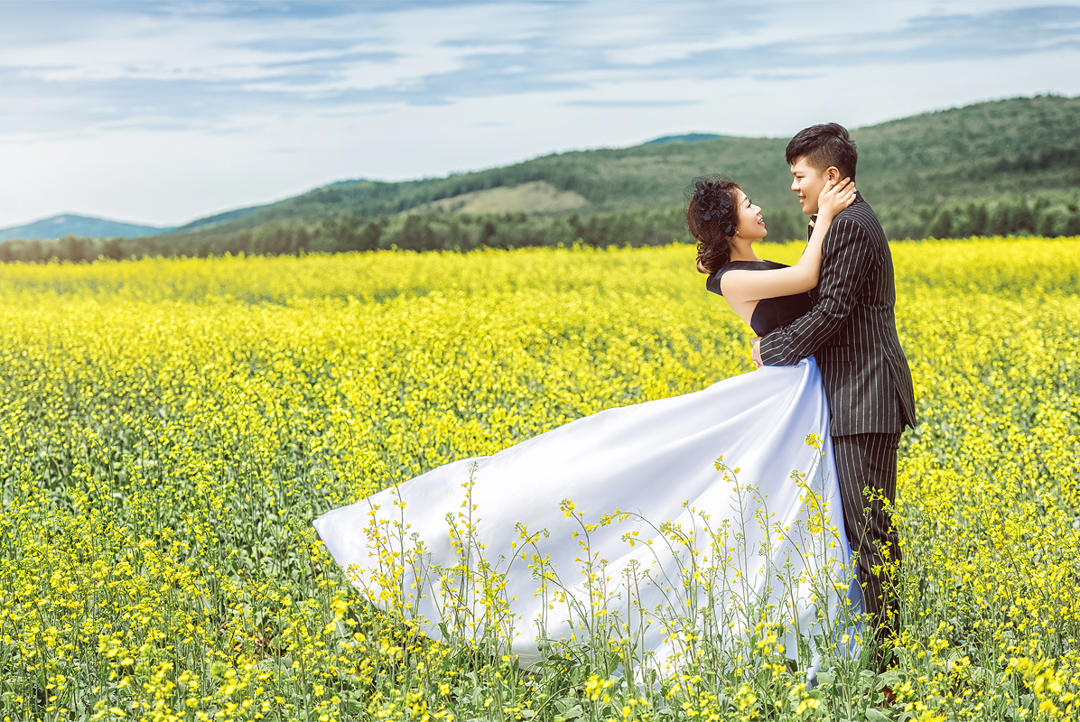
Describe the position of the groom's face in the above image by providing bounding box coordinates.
[789,156,837,216]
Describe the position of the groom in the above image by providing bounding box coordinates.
[751,122,917,670]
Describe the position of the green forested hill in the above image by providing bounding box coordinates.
[3,94,1078,262]
[176,94,1077,227]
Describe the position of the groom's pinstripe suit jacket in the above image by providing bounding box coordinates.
[759,191,917,436]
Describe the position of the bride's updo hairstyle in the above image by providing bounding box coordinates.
[687,176,741,275]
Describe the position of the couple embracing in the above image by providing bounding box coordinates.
[696,121,918,673]
[314,122,917,680]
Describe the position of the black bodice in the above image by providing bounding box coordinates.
[707,260,813,337]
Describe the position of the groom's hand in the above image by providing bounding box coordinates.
[751,337,762,367]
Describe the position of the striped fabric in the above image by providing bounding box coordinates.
[833,431,902,662]
[758,192,917,436]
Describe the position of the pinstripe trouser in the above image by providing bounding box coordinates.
[832,432,902,661]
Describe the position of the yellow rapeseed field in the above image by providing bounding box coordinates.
[0,237,1078,721]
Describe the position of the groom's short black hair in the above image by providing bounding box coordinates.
[786,123,857,180]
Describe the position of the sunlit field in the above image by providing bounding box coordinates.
[2,237,1079,721]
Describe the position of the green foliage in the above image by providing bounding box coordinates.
[4,193,1079,265]
[1,95,1077,263]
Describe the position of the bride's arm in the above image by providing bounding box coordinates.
[720,178,855,302]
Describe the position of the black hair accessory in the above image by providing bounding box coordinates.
[691,180,737,237]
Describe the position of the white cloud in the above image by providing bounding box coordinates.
[0,0,1077,228]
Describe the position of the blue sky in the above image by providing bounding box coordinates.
[0,0,1078,229]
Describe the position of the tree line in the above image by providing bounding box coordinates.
[2,194,1078,264]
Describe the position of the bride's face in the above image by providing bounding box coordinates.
[732,188,767,242]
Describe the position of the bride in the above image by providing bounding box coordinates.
[313,175,862,684]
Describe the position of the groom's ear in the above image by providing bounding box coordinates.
[824,166,841,183]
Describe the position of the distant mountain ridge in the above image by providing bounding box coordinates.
[3,94,1077,249]
[643,133,724,145]
[0,214,170,242]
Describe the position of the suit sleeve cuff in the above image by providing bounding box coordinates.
[759,331,790,366]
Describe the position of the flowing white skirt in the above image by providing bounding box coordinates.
[314,356,863,682]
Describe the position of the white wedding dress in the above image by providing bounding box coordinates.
[314,357,864,685]
[315,260,864,685]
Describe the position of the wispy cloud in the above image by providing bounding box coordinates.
[563,99,700,107]
[0,0,1076,227]
[1,0,1076,137]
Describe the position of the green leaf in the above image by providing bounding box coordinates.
[877,669,901,688]
[558,704,583,720]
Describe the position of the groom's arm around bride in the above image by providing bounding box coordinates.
[756,189,916,433]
